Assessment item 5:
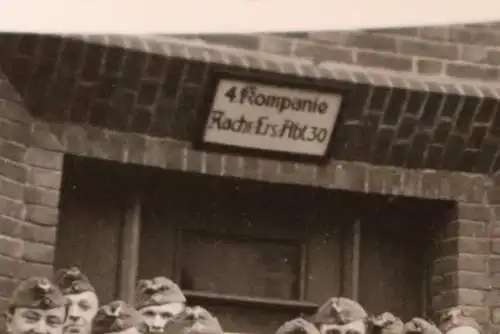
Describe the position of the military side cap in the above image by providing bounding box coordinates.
[54,266,95,295]
[135,277,186,309]
[164,306,223,334]
[276,318,320,334]
[370,312,405,334]
[314,297,368,325]
[92,300,144,334]
[405,318,442,334]
[9,277,67,310]
[438,308,482,334]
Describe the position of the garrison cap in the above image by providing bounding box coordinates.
[9,277,67,311]
[135,277,185,309]
[370,312,405,334]
[314,297,368,325]
[163,306,223,334]
[54,266,95,295]
[276,318,320,334]
[92,300,143,334]
[438,308,481,334]
[405,318,442,334]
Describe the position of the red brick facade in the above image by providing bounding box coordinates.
[0,23,499,332]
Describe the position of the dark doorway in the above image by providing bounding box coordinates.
[55,155,452,333]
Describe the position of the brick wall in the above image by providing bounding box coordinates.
[488,172,500,329]
[0,30,497,331]
[2,34,500,173]
[179,22,500,81]
[0,69,58,325]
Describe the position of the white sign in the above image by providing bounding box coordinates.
[202,79,343,157]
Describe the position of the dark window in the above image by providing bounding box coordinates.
[179,230,302,300]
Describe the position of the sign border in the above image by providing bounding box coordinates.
[192,66,351,165]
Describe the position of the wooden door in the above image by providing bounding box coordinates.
[138,172,348,334]
[358,198,433,321]
[54,156,141,303]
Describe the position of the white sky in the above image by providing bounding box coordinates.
[0,0,499,34]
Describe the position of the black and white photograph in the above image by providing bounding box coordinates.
[0,7,497,334]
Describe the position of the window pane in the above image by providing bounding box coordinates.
[180,231,301,300]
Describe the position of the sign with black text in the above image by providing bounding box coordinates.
[197,76,344,162]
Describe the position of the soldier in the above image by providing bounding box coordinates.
[275,318,320,334]
[438,308,482,334]
[91,300,144,334]
[405,317,442,334]
[163,306,223,334]
[5,277,68,334]
[313,297,368,334]
[53,267,99,334]
[134,277,186,333]
[370,312,405,334]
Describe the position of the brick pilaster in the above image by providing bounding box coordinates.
[486,172,500,332]
[425,174,492,328]
[0,69,37,318]
[0,69,63,325]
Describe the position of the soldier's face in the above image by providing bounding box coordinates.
[447,327,480,334]
[6,306,66,334]
[139,303,185,333]
[320,320,366,334]
[64,291,99,334]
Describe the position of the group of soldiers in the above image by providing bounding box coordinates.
[4,266,483,334]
